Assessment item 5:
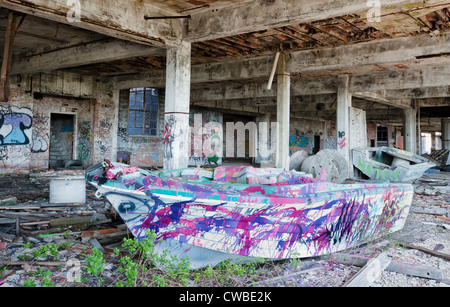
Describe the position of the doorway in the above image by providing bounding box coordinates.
[222,114,255,165]
[376,125,389,147]
[49,114,75,169]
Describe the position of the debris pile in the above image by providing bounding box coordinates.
[422,149,450,169]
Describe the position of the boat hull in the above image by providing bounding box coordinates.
[353,147,435,182]
[87,163,413,268]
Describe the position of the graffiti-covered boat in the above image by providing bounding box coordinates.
[86,160,413,268]
[352,147,435,182]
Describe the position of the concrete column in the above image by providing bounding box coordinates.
[276,53,290,170]
[403,107,417,153]
[111,90,120,163]
[336,75,351,177]
[442,118,450,150]
[163,41,191,170]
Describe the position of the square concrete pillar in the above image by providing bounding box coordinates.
[164,41,191,170]
[276,53,290,170]
[403,107,417,153]
[442,118,450,150]
[336,75,352,177]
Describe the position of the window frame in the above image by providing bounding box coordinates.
[127,87,159,137]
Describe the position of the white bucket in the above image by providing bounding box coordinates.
[49,176,86,204]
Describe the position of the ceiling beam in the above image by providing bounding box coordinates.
[11,39,165,75]
[384,86,450,99]
[184,0,417,42]
[287,31,450,75]
[103,31,450,90]
[189,65,450,101]
[353,91,413,109]
[0,0,182,47]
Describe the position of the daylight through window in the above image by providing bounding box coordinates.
[128,88,158,136]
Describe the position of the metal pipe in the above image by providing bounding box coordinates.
[144,15,191,20]
[267,52,280,90]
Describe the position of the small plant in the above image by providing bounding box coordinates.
[32,243,61,261]
[113,230,193,287]
[85,247,105,284]
[23,279,36,287]
[31,269,55,287]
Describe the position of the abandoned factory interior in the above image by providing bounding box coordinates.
[0,0,449,289]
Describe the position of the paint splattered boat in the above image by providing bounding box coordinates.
[86,160,413,268]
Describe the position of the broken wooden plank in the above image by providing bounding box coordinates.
[0,261,86,267]
[0,204,41,210]
[88,238,105,253]
[436,216,450,222]
[20,220,51,226]
[0,218,16,225]
[401,243,450,261]
[0,269,15,280]
[49,216,94,227]
[81,228,124,242]
[333,253,446,283]
[0,11,16,102]
[252,265,326,286]
[0,232,17,242]
[344,253,391,287]
[411,207,448,216]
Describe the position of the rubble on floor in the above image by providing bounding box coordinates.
[422,149,450,170]
[0,170,449,287]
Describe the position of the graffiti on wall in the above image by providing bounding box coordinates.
[31,112,49,153]
[163,115,175,161]
[189,112,223,166]
[0,105,33,146]
[77,121,92,162]
[0,147,8,165]
[289,135,310,155]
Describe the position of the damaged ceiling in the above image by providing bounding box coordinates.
[0,1,449,131]
[66,5,450,75]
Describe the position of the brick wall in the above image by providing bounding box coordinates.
[116,88,165,168]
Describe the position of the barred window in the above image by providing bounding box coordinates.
[128,88,158,136]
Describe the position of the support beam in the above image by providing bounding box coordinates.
[404,104,417,153]
[287,32,450,75]
[276,53,290,170]
[442,118,450,150]
[11,39,165,75]
[350,66,450,92]
[385,86,450,100]
[185,0,415,42]
[0,11,23,101]
[353,91,412,109]
[163,41,191,170]
[0,0,182,47]
[336,75,352,177]
[187,65,450,103]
